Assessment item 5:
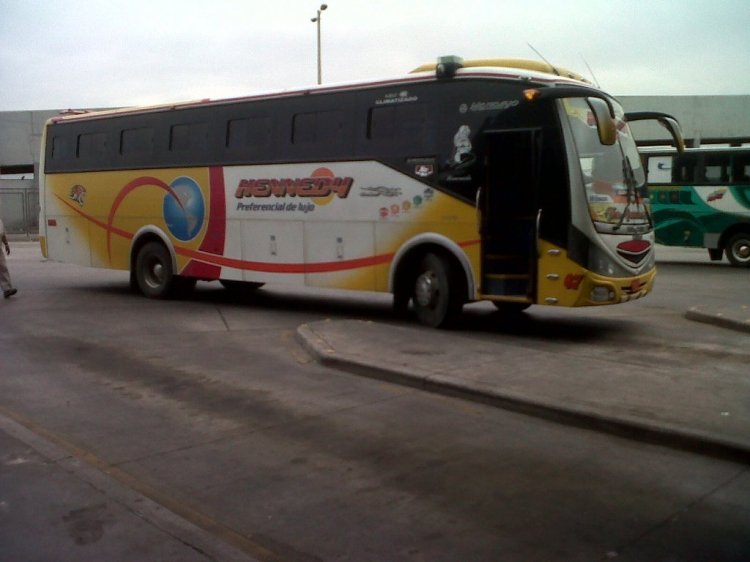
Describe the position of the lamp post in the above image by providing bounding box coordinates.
[311,4,328,85]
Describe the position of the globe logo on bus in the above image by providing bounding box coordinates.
[163,176,205,241]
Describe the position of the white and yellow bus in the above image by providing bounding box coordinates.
[39,56,683,327]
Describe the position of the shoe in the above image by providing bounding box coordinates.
[3,288,17,298]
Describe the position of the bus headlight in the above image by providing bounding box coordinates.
[590,285,615,302]
[588,245,630,277]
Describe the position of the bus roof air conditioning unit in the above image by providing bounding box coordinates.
[436,56,464,79]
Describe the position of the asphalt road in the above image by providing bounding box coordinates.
[1,242,748,561]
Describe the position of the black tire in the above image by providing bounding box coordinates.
[393,290,411,318]
[134,241,192,299]
[129,269,140,293]
[412,253,464,328]
[393,264,414,317]
[725,232,750,267]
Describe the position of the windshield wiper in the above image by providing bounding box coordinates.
[613,155,652,231]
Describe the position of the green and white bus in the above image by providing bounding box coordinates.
[642,147,750,267]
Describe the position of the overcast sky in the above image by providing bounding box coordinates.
[1,0,749,111]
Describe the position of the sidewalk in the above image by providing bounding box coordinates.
[297,312,750,463]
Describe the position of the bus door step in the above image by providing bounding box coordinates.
[483,254,529,275]
[482,273,530,296]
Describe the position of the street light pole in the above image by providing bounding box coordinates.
[311,4,328,85]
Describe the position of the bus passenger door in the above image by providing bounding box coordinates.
[480,128,541,303]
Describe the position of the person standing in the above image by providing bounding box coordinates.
[0,218,17,298]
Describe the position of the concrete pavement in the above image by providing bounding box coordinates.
[3,236,748,559]
[0,410,261,562]
[297,308,750,464]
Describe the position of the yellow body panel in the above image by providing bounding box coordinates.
[46,169,211,272]
[537,240,655,306]
[43,165,482,294]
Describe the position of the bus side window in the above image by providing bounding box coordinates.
[77,132,109,160]
[292,110,345,146]
[226,116,272,151]
[732,154,750,183]
[292,112,317,144]
[367,106,395,140]
[51,134,75,162]
[647,155,672,184]
[169,123,208,153]
[673,153,696,183]
[121,127,154,156]
[365,103,433,153]
[704,154,730,184]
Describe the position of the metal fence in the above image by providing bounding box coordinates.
[0,181,38,238]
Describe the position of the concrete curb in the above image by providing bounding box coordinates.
[685,305,750,334]
[297,323,750,464]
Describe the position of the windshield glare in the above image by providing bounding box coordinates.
[564,98,650,230]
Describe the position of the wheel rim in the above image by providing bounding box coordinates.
[145,257,166,289]
[415,270,439,309]
[730,239,750,264]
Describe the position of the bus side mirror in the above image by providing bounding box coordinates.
[625,112,685,153]
[521,86,618,146]
[588,98,617,146]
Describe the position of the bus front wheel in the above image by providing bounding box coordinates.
[725,233,750,267]
[135,242,195,299]
[412,253,463,328]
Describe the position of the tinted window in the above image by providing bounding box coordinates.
[367,104,428,141]
[733,154,750,183]
[51,135,74,160]
[704,154,729,183]
[77,132,108,159]
[227,116,272,149]
[673,153,697,183]
[170,122,208,152]
[121,127,154,155]
[292,110,344,145]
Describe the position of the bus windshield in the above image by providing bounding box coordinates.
[564,98,649,232]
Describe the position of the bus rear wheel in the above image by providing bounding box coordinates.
[725,232,750,267]
[135,241,195,299]
[412,253,463,328]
